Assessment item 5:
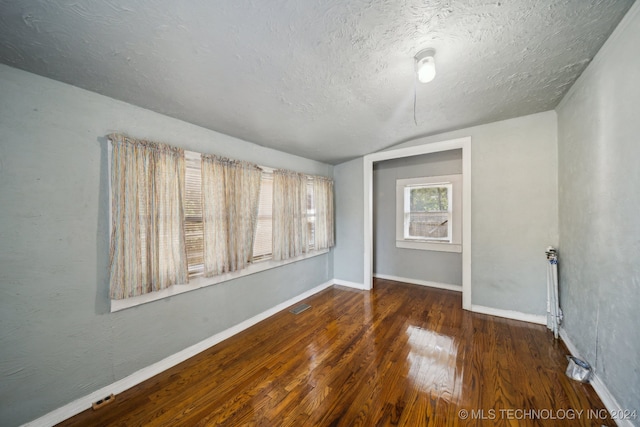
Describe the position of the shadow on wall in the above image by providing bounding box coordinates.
[95,136,111,314]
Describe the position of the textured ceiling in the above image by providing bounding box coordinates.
[0,0,634,164]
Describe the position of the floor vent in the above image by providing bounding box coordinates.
[289,303,311,314]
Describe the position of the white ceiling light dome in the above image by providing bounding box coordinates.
[415,48,437,83]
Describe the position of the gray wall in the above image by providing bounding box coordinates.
[0,64,333,426]
[333,157,365,285]
[395,111,559,314]
[334,110,558,314]
[556,4,640,415]
[373,150,462,285]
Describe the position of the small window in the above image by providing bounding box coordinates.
[404,184,452,242]
[396,175,462,253]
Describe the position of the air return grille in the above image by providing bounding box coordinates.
[289,303,311,314]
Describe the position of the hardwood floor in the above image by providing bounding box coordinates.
[58,279,613,426]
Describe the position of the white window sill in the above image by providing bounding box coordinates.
[396,240,462,253]
[110,249,329,312]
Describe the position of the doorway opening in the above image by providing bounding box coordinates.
[363,136,471,309]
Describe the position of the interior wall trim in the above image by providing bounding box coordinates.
[23,280,335,427]
[333,279,367,290]
[559,329,634,427]
[25,281,621,426]
[470,304,547,325]
[363,136,472,309]
[373,273,462,292]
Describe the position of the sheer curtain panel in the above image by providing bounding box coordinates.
[273,170,309,260]
[313,176,335,250]
[109,134,188,299]
[201,155,262,276]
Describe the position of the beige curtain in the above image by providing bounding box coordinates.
[109,134,188,299]
[313,176,335,250]
[201,155,262,276]
[273,169,309,261]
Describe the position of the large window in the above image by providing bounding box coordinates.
[109,136,334,311]
[396,175,462,253]
[184,157,321,273]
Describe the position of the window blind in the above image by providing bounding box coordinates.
[307,179,315,249]
[253,173,273,260]
[184,151,204,276]
[184,155,280,269]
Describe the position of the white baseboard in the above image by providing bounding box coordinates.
[471,304,547,325]
[559,328,581,360]
[31,281,626,427]
[373,273,462,292]
[559,329,634,427]
[372,276,544,326]
[23,280,334,427]
[333,279,367,290]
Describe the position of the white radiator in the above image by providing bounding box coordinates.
[546,246,562,338]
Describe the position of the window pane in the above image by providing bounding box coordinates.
[185,151,204,276]
[307,180,315,248]
[253,173,273,259]
[407,185,451,241]
[408,211,449,239]
[410,186,448,212]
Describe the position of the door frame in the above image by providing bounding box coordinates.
[363,136,472,309]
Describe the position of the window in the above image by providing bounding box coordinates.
[186,157,278,269]
[110,137,334,311]
[184,160,324,271]
[404,184,452,241]
[185,151,204,276]
[307,178,315,249]
[251,173,318,260]
[396,175,462,253]
[253,172,273,260]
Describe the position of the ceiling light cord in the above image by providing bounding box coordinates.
[413,48,435,126]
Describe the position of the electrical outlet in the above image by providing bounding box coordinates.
[92,394,115,410]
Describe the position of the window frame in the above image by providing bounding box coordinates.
[403,183,453,242]
[184,150,205,277]
[306,178,316,250]
[109,144,331,312]
[252,171,318,262]
[396,174,462,253]
[251,169,275,262]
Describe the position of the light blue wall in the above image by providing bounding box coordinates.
[373,150,463,285]
[0,64,333,426]
[556,4,640,415]
[394,112,558,314]
[333,157,365,285]
[334,110,558,314]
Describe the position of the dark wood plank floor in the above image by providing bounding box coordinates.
[58,279,612,426]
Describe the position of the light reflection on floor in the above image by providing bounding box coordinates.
[405,325,462,403]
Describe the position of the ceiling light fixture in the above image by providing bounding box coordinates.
[415,48,436,83]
